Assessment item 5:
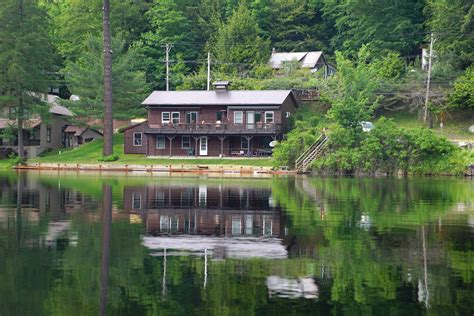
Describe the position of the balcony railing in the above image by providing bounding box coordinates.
[146,122,281,134]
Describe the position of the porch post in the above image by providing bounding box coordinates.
[244,136,253,157]
[167,136,175,157]
[193,136,200,157]
[145,134,148,156]
[218,136,227,157]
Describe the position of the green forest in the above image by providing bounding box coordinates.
[0,0,473,173]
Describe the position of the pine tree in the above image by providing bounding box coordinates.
[0,0,55,158]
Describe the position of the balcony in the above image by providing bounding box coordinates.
[145,122,281,135]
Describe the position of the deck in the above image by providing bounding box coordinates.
[145,122,281,135]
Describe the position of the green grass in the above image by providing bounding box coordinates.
[0,159,15,170]
[380,110,474,141]
[31,134,273,167]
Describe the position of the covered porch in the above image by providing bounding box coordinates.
[145,134,276,157]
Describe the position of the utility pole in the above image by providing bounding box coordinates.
[163,43,173,91]
[207,52,211,91]
[423,33,435,124]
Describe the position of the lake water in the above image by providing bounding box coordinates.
[0,172,473,315]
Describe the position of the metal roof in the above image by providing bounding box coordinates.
[269,51,324,69]
[142,90,296,106]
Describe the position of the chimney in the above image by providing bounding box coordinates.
[212,81,231,93]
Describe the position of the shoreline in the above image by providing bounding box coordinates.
[15,162,294,175]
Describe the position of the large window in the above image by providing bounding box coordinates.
[162,112,170,124]
[265,111,274,123]
[181,135,191,149]
[46,127,52,142]
[133,132,142,146]
[156,135,165,149]
[234,111,243,124]
[171,112,180,124]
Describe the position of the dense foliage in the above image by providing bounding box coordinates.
[313,118,469,175]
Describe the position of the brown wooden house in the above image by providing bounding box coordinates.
[124,82,299,157]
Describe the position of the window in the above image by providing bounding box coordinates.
[133,132,142,146]
[234,111,243,124]
[156,191,165,207]
[162,112,170,124]
[265,111,274,123]
[286,112,291,118]
[186,112,198,124]
[156,135,165,149]
[132,192,141,209]
[241,136,249,150]
[216,111,223,121]
[181,136,191,149]
[46,127,52,142]
[171,112,180,124]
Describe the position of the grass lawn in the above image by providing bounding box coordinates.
[380,110,474,141]
[0,159,15,170]
[31,134,273,167]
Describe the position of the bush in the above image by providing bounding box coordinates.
[98,154,119,162]
[312,118,468,175]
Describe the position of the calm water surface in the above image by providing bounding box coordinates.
[0,172,473,315]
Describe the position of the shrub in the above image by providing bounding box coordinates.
[312,118,467,175]
[98,154,119,162]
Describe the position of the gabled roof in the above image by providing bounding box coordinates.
[142,90,297,106]
[269,51,325,69]
[44,94,74,116]
[65,125,103,136]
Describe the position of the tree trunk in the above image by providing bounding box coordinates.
[102,0,113,156]
[17,96,24,159]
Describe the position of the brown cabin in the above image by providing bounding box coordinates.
[124,82,299,157]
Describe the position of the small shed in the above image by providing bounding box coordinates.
[64,125,103,148]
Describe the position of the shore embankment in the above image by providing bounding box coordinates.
[15,162,293,175]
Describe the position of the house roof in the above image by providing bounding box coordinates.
[65,125,103,136]
[142,90,297,106]
[44,94,74,116]
[269,51,324,69]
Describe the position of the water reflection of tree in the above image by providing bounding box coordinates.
[271,177,474,314]
[1,174,473,314]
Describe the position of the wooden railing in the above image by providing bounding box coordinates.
[146,122,281,134]
[295,133,328,173]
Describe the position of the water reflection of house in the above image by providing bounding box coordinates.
[123,184,282,238]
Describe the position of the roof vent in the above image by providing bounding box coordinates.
[212,81,231,92]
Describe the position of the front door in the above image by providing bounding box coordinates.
[246,111,255,129]
[199,136,208,156]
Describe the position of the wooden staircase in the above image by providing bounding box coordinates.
[295,134,328,173]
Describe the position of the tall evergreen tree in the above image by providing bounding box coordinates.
[0,0,55,158]
[65,37,146,122]
[212,3,269,74]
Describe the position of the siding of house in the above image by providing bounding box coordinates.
[123,123,147,154]
[39,114,68,149]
